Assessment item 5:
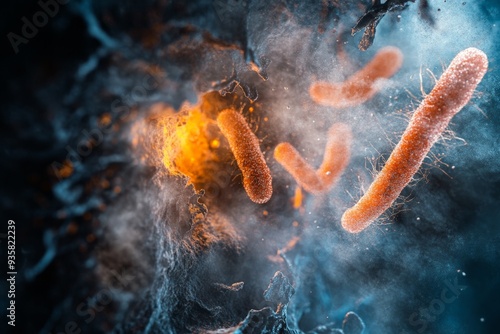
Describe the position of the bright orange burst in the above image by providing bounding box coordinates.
[169,109,219,183]
[133,92,255,190]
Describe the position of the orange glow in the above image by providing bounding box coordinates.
[153,107,220,185]
[134,93,231,188]
[293,186,303,209]
[170,110,219,183]
[132,92,267,196]
[210,139,221,149]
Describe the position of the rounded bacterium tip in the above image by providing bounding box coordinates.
[217,109,273,204]
[341,47,488,233]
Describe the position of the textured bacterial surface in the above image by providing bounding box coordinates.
[2,1,500,334]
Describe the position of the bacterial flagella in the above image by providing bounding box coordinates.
[342,48,489,233]
[5,1,500,334]
[131,45,489,331]
[147,47,488,233]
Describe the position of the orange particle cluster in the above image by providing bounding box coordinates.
[217,109,273,204]
[310,46,403,108]
[342,48,489,233]
[274,123,352,194]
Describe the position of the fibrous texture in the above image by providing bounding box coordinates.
[342,48,488,233]
[217,109,273,203]
[310,46,403,108]
[274,123,352,194]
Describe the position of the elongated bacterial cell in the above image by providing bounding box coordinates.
[274,123,352,194]
[342,48,489,233]
[217,109,273,204]
[310,46,403,108]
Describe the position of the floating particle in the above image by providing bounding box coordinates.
[217,109,273,204]
[274,123,352,194]
[310,47,403,108]
[210,139,220,149]
[342,48,488,233]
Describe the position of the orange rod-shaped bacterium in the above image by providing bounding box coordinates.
[274,123,352,194]
[318,123,352,186]
[310,46,403,108]
[274,142,324,194]
[217,109,273,204]
[342,48,488,233]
